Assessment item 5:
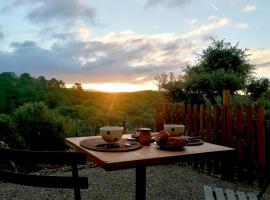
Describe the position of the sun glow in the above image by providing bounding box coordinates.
[66,82,156,92]
[90,83,137,92]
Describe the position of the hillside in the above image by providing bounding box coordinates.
[0,72,168,150]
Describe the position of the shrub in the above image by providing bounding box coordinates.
[0,114,25,149]
[13,102,66,151]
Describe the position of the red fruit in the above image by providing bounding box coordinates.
[155,131,169,145]
[165,137,188,147]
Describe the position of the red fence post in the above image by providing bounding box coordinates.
[247,106,254,163]
[199,104,205,139]
[226,105,233,147]
[214,105,220,143]
[193,104,198,136]
[175,104,180,124]
[246,105,255,183]
[236,105,243,162]
[221,105,227,145]
[257,105,265,185]
[223,90,231,105]
[187,104,192,136]
[206,105,211,142]
[169,104,175,123]
[180,104,185,124]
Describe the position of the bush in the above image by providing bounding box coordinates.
[13,102,66,151]
[0,114,25,149]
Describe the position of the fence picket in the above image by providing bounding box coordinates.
[180,104,185,124]
[193,105,198,136]
[206,105,211,142]
[200,105,204,139]
[257,105,265,185]
[226,105,233,147]
[247,106,254,161]
[221,105,227,145]
[214,105,219,143]
[236,105,243,162]
[175,104,180,124]
[187,104,192,136]
[164,104,169,124]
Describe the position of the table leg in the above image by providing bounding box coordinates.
[136,166,146,200]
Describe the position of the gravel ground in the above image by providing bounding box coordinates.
[0,163,269,200]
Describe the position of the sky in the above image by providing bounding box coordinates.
[0,0,269,92]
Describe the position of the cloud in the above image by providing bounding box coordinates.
[181,17,230,39]
[0,41,78,75]
[1,0,97,49]
[145,0,191,8]
[0,31,4,40]
[250,49,270,66]
[3,0,96,24]
[208,15,218,20]
[185,18,197,29]
[0,32,206,84]
[50,32,74,41]
[0,25,3,40]
[0,16,229,85]
[76,26,91,40]
[249,48,270,78]
[241,5,256,14]
[236,22,249,29]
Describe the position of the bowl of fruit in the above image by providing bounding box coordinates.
[155,131,188,150]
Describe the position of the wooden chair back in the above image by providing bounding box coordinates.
[0,148,88,200]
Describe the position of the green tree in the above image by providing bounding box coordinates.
[0,73,19,112]
[155,72,187,103]
[156,39,255,104]
[186,39,254,103]
[246,77,269,100]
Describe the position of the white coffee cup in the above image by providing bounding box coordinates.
[164,124,185,137]
[100,126,123,143]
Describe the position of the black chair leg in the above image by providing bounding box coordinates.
[74,187,81,200]
[72,164,81,200]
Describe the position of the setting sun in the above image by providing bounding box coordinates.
[66,81,156,92]
[82,83,140,92]
[88,83,137,92]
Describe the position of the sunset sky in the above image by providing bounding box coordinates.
[0,0,269,92]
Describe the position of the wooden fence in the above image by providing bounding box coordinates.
[156,103,269,184]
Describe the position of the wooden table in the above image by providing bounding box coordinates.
[65,135,235,200]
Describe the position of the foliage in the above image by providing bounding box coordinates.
[155,72,187,103]
[0,114,25,149]
[0,72,19,112]
[156,38,255,104]
[13,102,66,151]
[248,88,270,118]
[0,72,167,149]
[0,72,73,113]
[246,77,269,100]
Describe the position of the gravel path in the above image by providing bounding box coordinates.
[0,163,269,200]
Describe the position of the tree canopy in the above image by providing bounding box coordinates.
[246,77,269,100]
[155,38,255,104]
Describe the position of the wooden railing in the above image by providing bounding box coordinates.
[156,103,269,184]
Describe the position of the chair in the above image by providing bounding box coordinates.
[0,148,89,200]
[203,174,270,200]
